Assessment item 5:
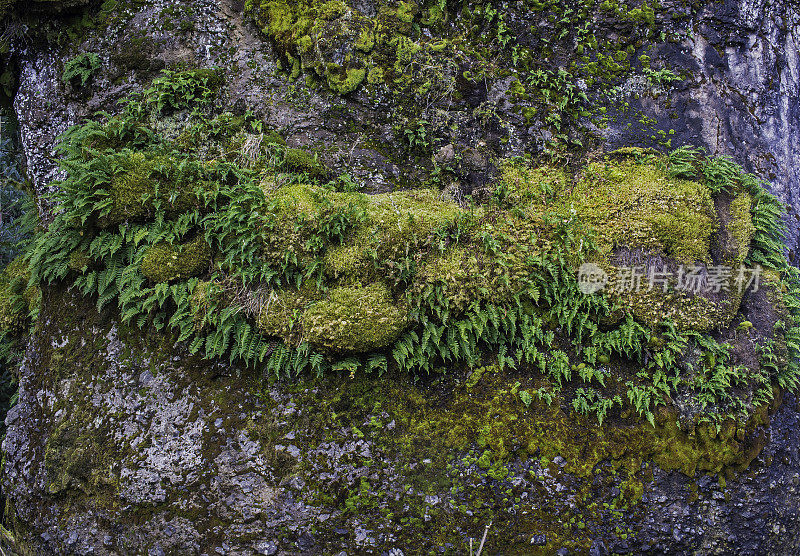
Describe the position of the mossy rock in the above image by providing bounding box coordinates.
[282,148,328,177]
[563,156,756,330]
[140,237,212,283]
[102,152,212,227]
[302,282,407,352]
[257,286,321,340]
[324,188,461,278]
[249,0,444,97]
[0,256,39,337]
[572,158,717,263]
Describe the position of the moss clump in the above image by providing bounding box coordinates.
[102,152,209,227]
[415,246,484,314]
[324,188,461,279]
[189,280,225,331]
[248,0,448,98]
[327,66,366,94]
[0,257,36,337]
[610,286,723,331]
[572,158,717,263]
[264,130,287,146]
[257,286,320,340]
[302,282,407,352]
[67,249,92,272]
[283,147,328,177]
[354,27,375,52]
[140,237,212,283]
[728,192,755,264]
[104,152,156,224]
[497,158,569,210]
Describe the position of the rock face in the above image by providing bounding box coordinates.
[13,0,800,249]
[3,0,800,553]
[4,288,800,554]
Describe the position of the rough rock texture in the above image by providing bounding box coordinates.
[4,287,800,554]
[13,0,800,251]
[598,0,800,260]
[3,0,800,553]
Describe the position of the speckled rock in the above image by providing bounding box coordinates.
[2,287,800,554]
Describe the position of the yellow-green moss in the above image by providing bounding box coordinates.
[355,27,375,52]
[728,192,755,265]
[0,257,39,337]
[140,237,212,283]
[257,286,320,340]
[189,280,225,330]
[68,249,92,273]
[261,183,364,266]
[283,148,328,177]
[302,282,407,352]
[608,283,729,331]
[103,152,209,227]
[379,370,766,479]
[327,67,366,95]
[571,158,717,263]
[249,0,436,96]
[497,159,569,210]
[415,246,483,314]
[324,188,461,278]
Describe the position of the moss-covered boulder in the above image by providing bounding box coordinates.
[140,237,212,283]
[303,282,407,352]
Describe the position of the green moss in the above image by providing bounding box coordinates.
[572,157,716,263]
[140,237,212,283]
[283,147,328,177]
[497,158,568,210]
[265,368,771,550]
[610,286,724,331]
[102,152,209,227]
[367,66,384,85]
[248,0,440,97]
[189,279,222,330]
[264,130,287,146]
[67,249,92,273]
[324,188,461,279]
[414,246,487,314]
[302,282,407,352]
[44,415,118,497]
[354,27,375,53]
[326,67,366,95]
[104,151,156,224]
[0,259,28,337]
[395,1,415,23]
[728,192,755,264]
[257,286,320,341]
[382,370,766,479]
